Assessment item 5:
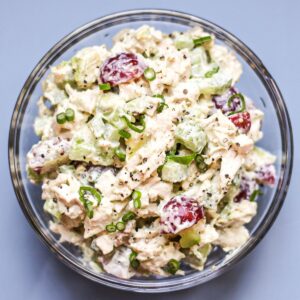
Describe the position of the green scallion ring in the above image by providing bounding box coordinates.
[227,93,246,116]
[65,108,75,122]
[195,154,208,173]
[132,190,142,209]
[115,147,126,162]
[121,116,146,133]
[193,35,212,47]
[129,251,140,269]
[106,223,116,233]
[99,83,111,91]
[153,94,164,99]
[249,189,263,202]
[86,202,94,219]
[79,186,102,205]
[79,186,102,218]
[118,129,131,139]
[116,221,126,231]
[166,259,180,275]
[204,66,220,78]
[130,259,140,269]
[167,153,196,165]
[144,67,156,81]
[56,112,67,125]
[122,211,136,222]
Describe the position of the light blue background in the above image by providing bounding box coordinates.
[1,0,299,299]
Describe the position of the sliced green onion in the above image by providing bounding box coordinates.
[153,94,164,99]
[193,36,212,47]
[121,116,146,133]
[167,153,196,165]
[227,93,246,116]
[99,83,111,91]
[157,99,169,113]
[118,129,131,139]
[65,108,75,122]
[56,112,67,125]
[144,67,156,81]
[106,223,116,232]
[204,66,220,78]
[115,147,126,162]
[79,186,102,219]
[166,259,180,275]
[157,102,169,113]
[116,221,126,231]
[195,154,208,173]
[85,202,94,219]
[157,164,164,175]
[122,211,136,222]
[132,190,142,209]
[205,50,212,63]
[129,251,140,269]
[153,94,169,113]
[249,189,263,202]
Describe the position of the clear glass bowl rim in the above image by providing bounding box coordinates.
[8,9,293,293]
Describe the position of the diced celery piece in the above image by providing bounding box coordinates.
[44,199,61,220]
[190,47,208,65]
[174,35,194,50]
[180,228,201,248]
[193,72,232,95]
[88,113,106,138]
[161,160,188,183]
[175,120,207,153]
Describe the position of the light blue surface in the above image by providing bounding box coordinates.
[1,0,299,299]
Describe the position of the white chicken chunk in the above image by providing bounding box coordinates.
[27,137,71,175]
[99,247,135,279]
[214,226,250,252]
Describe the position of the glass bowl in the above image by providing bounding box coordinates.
[8,9,293,293]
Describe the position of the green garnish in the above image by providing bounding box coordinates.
[193,36,212,47]
[167,153,196,165]
[195,154,208,173]
[99,83,111,91]
[56,112,67,124]
[153,94,169,113]
[204,66,220,78]
[144,67,156,81]
[115,147,126,162]
[65,108,75,122]
[118,129,131,139]
[106,223,116,232]
[121,116,146,133]
[132,190,142,209]
[249,189,263,202]
[129,251,140,269]
[153,94,164,99]
[205,50,212,63]
[116,221,126,231]
[79,186,102,219]
[166,259,180,275]
[227,93,246,116]
[122,211,136,222]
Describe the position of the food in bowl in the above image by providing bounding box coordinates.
[26,25,276,279]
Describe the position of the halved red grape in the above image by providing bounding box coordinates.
[160,196,204,234]
[256,164,276,186]
[229,111,251,133]
[100,52,146,86]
